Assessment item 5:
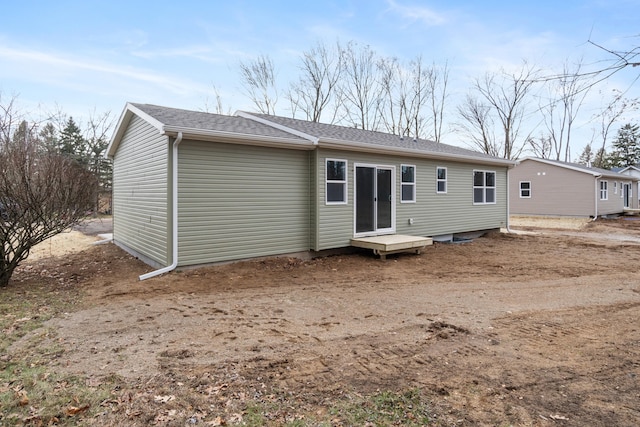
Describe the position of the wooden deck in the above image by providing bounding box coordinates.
[350,234,433,260]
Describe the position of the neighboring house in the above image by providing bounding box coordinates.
[107,103,516,278]
[615,165,640,206]
[509,157,637,218]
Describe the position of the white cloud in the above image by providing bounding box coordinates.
[384,0,447,27]
[0,44,209,96]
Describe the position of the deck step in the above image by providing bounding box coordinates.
[350,235,433,259]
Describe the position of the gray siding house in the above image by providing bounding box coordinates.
[509,157,637,217]
[107,103,515,278]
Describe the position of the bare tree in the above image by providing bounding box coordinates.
[0,92,21,145]
[377,56,403,136]
[377,55,434,139]
[426,61,450,142]
[591,89,639,162]
[340,42,383,131]
[84,110,114,214]
[527,134,553,159]
[1,134,97,287]
[287,41,344,123]
[204,85,232,115]
[540,60,592,161]
[239,54,278,115]
[459,62,540,159]
[456,94,499,156]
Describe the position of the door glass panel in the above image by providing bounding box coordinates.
[356,167,375,233]
[377,169,392,229]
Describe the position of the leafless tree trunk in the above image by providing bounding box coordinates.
[239,54,278,115]
[527,135,553,159]
[1,138,97,287]
[459,62,540,159]
[287,41,344,123]
[377,56,402,136]
[540,60,592,161]
[377,55,437,140]
[85,109,114,215]
[204,85,232,115]
[426,61,449,143]
[339,42,383,131]
[0,92,20,145]
[591,89,639,163]
[456,94,499,156]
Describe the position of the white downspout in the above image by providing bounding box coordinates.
[505,166,512,233]
[139,132,183,280]
[593,175,600,221]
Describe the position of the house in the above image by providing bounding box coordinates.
[107,103,516,279]
[509,157,638,218]
[615,165,640,207]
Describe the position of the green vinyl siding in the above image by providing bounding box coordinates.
[177,140,310,265]
[315,148,507,250]
[112,116,169,266]
[395,162,507,236]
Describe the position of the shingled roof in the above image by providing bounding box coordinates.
[130,103,309,142]
[108,103,515,166]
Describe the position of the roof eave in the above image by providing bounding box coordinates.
[162,126,315,150]
[319,138,517,167]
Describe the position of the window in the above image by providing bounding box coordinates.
[519,181,531,198]
[600,180,608,200]
[473,170,496,204]
[436,167,447,193]
[614,181,618,194]
[621,182,624,198]
[401,165,416,202]
[326,159,347,204]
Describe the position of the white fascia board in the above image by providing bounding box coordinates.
[236,111,319,144]
[319,138,517,167]
[162,126,315,150]
[106,103,167,158]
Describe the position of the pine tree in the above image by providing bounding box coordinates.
[577,144,594,166]
[58,117,86,162]
[592,147,612,169]
[39,122,58,153]
[609,123,640,167]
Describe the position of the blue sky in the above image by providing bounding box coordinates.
[1,0,639,156]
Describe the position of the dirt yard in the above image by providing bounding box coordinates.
[6,216,640,425]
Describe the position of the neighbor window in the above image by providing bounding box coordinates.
[401,164,416,202]
[436,167,447,193]
[519,181,531,198]
[326,159,347,204]
[473,170,496,204]
[614,181,618,194]
[621,182,624,198]
[600,180,608,200]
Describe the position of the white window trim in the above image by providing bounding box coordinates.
[519,181,531,198]
[614,181,618,194]
[621,181,625,198]
[473,170,497,205]
[436,166,447,194]
[326,158,348,205]
[600,180,608,201]
[400,164,416,203]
